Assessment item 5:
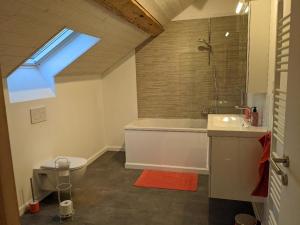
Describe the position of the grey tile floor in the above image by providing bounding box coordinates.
[21,151,255,225]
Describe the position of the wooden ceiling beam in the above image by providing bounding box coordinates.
[94,0,164,36]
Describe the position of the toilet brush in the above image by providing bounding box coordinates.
[29,177,40,213]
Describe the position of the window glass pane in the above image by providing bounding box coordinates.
[24,28,75,65]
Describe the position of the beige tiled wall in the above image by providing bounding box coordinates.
[136,15,248,119]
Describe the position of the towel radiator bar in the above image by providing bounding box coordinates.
[267,6,291,225]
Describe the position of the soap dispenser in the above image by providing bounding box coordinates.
[251,107,259,126]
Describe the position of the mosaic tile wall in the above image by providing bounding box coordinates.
[136,15,248,119]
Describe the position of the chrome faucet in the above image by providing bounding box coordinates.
[234,105,248,114]
[235,89,248,113]
[234,105,251,125]
[234,105,249,110]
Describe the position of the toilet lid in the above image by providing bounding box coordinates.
[41,156,87,170]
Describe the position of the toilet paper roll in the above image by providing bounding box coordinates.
[59,200,74,216]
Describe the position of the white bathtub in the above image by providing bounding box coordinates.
[124,118,209,174]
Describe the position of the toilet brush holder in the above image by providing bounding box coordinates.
[29,201,40,214]
[29,177,40,214]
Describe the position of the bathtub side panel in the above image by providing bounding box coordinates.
[124,130,209,174]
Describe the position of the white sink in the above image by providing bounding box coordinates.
[207,114,267,137]
[210,115,243,128]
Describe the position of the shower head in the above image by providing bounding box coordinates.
[198,46,211,51]
[198,38,212,52]
[198,38,211,47]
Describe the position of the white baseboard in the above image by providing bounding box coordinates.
[87,145,124,165]
[19,201,30,216]
[19,191,51,216]
[87,146,108,166]
[105,146,124,152]
[19,205,27,216]
[87,146,124,166]
[125,162,209,174]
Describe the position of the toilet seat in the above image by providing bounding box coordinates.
[41,156,87,171]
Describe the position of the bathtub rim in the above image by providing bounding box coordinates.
[125,127,207,133]
[125,118,208,133]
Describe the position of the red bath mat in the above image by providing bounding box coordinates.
[134,170,198,191]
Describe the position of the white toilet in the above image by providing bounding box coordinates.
[34,156,88,191]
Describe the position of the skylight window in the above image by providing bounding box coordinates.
[7,28,100,103]
[24,28,75,66]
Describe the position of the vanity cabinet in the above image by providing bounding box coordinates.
[209,136,263,202]
[207,114,267,202]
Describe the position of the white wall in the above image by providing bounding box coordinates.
[173,0,238,21]
[3,48,138,213]
[251,0,278,222]
[3,76,106,212]
[102,52,138,148]
[247,0,271,93]
[266,0,279,128]
[245,0,272,127]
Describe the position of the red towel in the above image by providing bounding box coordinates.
[252,132,271,197]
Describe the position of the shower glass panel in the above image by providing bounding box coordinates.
[209,15,248,114]
[136,15,248,119]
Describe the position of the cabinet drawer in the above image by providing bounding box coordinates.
[210,137,262,202]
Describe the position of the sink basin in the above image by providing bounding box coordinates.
[210,115,243,128]
[207,114,267,137]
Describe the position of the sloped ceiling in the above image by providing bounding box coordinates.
[0,0,194,78]
[136,0,195,26]
[0,0,149,77]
